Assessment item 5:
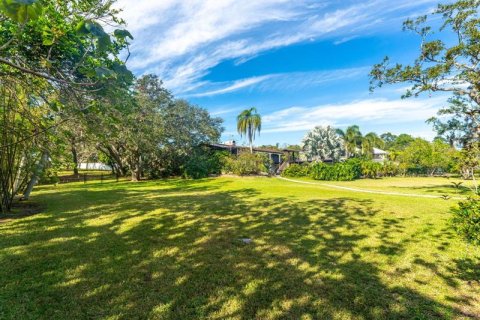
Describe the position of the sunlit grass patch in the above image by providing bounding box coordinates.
[0,177,478,319]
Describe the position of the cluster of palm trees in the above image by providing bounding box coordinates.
[335,125,385,158]
[235,108,384,161]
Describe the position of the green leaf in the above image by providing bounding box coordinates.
[0,0,42,23]
[114,29,133,40]
[41,27,54,46]
[75,20,89,35]
[112,62,134,84]
[95,66,116,79]
[76,20,108,38]
[97,35,112,52]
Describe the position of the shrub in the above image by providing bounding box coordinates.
[310,162,360,181]
[223,153,268,176]
[381,161,400,177]
[38,169,59,185]
[452,197,480,245]
[281,164,310,177]
[360,161,382,179]
[182,149,228,179]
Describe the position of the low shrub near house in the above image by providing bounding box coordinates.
[281,164,310,177]
[452,196,480,245]
[360,160,382,179]
[183,149,229,179]
[273,157,399,181]
[223,153,270,176]
[310,162,360,181]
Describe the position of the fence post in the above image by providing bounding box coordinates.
[83,173,86,184]
[116,172,119,182]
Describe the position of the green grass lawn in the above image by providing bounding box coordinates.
[291,175,477,197]
[0,177,479,319]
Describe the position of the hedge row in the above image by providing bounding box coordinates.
[281,159,399,181]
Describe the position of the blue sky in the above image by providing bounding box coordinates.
[115,0,451,146]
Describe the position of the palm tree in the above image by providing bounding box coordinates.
[302,126,344,162]
[362,132,385,158]
[336,125,362,158]
[237,107,262,153]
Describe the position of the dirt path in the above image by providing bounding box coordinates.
[277,176,465,200]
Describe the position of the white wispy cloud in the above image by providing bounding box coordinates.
[184,75,274,98]
[182,67,368,97]
[262,96,446,133]
[114,0,439,93]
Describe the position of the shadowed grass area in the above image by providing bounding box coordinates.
[0,177,479,319]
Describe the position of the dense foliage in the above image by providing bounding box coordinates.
[396,138,457,176]
[182,149,228,179]
[0,1,223,212]
[452,197,480,245]
[281,164,310,178]
[224,153,272,176]
[282,158,404,181]
[0,0,133,212]
[310,162,360,181]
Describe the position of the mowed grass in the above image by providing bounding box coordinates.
[0,177,479,319]
[292,176,477,197]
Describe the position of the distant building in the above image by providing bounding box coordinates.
[78,162,112,171]
[372,148,388,162]
[207,141,301,173]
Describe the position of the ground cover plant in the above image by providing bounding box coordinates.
[0,177,479,319]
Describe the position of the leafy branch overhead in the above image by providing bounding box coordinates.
[370,1,480,105]
[0,0,42,23]
[0,0,134,87]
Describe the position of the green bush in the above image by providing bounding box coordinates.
[223,153,268,176]
[281,164,310,177]
[360,161,382,179]
[381,161,400,177]
[38,169,59,185]
[182,149,228,179]
[310,162,360,181]
[452,197,480,245]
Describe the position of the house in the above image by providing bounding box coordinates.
[208,141,301,170]
[372,148,388,162]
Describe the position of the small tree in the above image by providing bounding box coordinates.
[302,126,344,162]
[237,108,262,153]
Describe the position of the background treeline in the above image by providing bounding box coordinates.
[283,132,462,181]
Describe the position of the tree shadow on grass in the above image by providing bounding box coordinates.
[0,180,477,319]
[392,184,473,196]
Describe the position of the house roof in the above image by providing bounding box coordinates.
[208,143,298,155]
[373,148,388,155]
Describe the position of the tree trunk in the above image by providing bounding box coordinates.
[22,150,49,201]
[130,153,141,182]
[12,155,26,195]
[131,162,141,181]
[71,145,79,176]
